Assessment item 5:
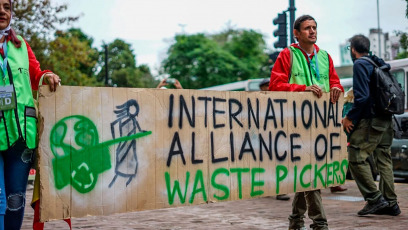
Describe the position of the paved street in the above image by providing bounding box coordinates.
[21,179,407,229]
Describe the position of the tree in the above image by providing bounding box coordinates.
[43,29,99,86]
[161,29,270,89]
[55,28,99,78]
[396,32,408,59]
[406,0,408,18]
[394,2,408,59]
[221,29,270,79]
[162,34,248,89]
[96,39,155,88]
[12,0,79,65]
[137,64,157,88]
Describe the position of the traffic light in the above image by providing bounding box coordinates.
[273,12,288,49]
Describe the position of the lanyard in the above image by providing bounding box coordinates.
[0,41,7,80]
[307,48,320,81]
[299,45,320,81]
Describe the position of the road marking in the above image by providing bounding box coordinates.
[324,195,364,202]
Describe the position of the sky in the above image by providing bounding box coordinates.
[56,0,408,75]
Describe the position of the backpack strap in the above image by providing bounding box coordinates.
[360,56,391,72]
[360,56,379,68]
[360,56,381,89]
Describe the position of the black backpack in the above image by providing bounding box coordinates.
[360,57,405,115]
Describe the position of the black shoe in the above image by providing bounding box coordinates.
[276,194,290,200]
[358,196,389,215]
[374,203,401,216]
[330,185,348,193]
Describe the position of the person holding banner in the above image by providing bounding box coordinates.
[0,0,61,229]
[269,15,343,230]
[342,34,400,216]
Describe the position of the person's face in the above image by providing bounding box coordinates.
[350,47,357,63]
[0,0,10,30]
[294,19,317,46]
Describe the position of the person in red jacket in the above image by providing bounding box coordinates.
[0,0,61,229]
[269,15,344,230]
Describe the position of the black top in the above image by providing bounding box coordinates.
[346,55,391,121]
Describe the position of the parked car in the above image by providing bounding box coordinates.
[391,113,408,179]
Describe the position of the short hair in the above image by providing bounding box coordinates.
[259,78,270,87]
[349,34,370,54]
[293,15,316,31]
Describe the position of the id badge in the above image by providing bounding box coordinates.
[0,84,16,111]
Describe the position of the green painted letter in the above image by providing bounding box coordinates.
[332,160,340,183]
[276,165,288,194]
[340,159,349,184]
[230,167,250,199]
[251,168,265,197]
[211,168,230,201]
[326,163,333,186]
[314,164,326,188]
[190,170,207,203]
[300,164,311,188]
[165,171,190,205]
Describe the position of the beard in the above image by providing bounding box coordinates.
[350,50,357,63]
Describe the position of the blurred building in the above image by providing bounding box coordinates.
[339,28,402,66]
[339,43,353,66]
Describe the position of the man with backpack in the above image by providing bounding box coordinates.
[342,34,401,216]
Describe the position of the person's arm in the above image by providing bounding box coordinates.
[156,79,168,88]
[174,79,183,89]
[328,54,344,91]
[26,40,60,91]
[327,54,344,103]
[269,48,307,92]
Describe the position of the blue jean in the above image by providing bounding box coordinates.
[0,139,34,230]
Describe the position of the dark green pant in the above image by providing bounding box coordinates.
[348,117,397,206]
[289,190,328,230]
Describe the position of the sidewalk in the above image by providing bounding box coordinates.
[21,180,407,229]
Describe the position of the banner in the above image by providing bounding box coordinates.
[37,86,347,221]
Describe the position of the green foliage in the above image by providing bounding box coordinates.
[13,0,79,38]
[406,0,408,18]
[137,64,158,88]
[55,28,99,78]
[96,39,155,88]
[162,34,243,89]
[222,30,270,79]
[10,1,154,88]
[396,31,408,59]
[43,29,100,86]
[13,0,79,65]
[400,33,408,50]
[161,29,270,89]
[400,0,408,58]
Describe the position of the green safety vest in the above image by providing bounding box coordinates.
[0,35,37,150]
[289,46,330,92]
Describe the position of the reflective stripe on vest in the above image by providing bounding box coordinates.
[0,35,37,150]
[289,46,330,92]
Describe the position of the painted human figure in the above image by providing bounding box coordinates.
[109,99,145,187]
